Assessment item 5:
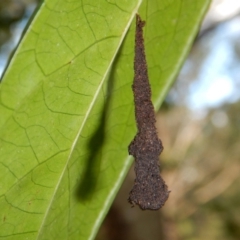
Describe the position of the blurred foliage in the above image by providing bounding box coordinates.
[0,0,37,44]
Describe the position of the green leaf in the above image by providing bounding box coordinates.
[0,0,210,239]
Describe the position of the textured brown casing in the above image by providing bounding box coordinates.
[128,14,169,210]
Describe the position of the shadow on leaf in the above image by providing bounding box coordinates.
[75,57,118,201]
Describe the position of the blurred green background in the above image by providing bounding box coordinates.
[1,0,240,239]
